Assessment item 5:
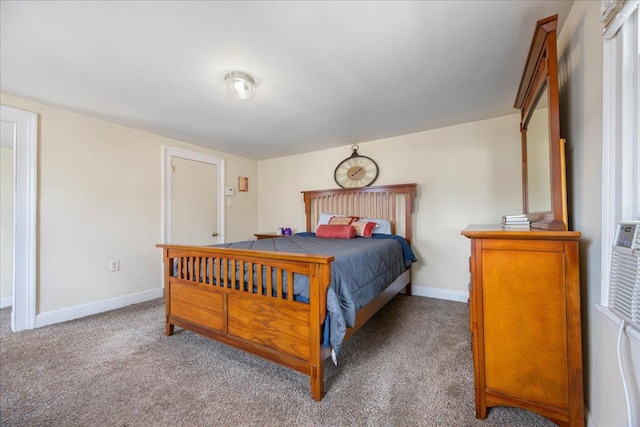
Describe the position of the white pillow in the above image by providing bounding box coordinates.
[359,218,393,235]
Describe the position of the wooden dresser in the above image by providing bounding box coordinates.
[461,225,584,427]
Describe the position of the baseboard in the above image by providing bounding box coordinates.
[35,288,164,328]
[410,285,468,303]
[0,296,12,309]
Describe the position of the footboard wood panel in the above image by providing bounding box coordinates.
[158,244,334,400]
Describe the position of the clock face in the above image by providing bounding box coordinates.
[334,155,379,188]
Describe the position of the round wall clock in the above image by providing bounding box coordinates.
[334,145,379,188]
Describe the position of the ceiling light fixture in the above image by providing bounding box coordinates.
[224,71,255,100]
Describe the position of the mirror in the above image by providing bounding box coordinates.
[514,15,567,231]
[525,86,551,213]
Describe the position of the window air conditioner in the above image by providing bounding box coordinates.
[608,221,640,329]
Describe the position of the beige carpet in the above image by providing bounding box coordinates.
[0,296,555,426]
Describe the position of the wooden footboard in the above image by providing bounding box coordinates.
[157,244,334,400]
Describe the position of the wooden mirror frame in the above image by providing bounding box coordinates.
[514,15,567,231]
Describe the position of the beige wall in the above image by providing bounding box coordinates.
[0,93,257,314]
[558,2,640,426]
[257,114,522,297]
[0,147,14,302]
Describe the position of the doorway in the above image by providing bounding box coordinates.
[0,105,38,332]
[163,146,225,245]
[1,122,15,309]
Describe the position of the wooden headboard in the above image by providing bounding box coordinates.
[301,183,417,244]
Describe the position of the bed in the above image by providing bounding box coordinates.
[157,183,417,400]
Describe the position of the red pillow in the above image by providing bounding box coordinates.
[352,221,377,237]
[316,224,356,239]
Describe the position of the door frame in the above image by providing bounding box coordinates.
[1,105,38,332]
[162,146,225,245]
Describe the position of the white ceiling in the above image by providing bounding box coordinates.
[0,1,574,160]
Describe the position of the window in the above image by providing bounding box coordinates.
[600,0,640,331]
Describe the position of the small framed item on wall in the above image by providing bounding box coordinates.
[238,176,249,192]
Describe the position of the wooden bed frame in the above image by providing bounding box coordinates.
[157,183,417,400]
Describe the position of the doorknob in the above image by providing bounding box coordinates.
[211,232,218,237]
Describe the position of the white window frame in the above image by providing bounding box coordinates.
[598,0,640,340]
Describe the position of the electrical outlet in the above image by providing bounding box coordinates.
[110,259,120,272]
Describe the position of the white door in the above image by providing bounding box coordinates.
[163,146,225,247]
[171,157,218,245]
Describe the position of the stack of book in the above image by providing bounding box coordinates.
[501,214,531,229]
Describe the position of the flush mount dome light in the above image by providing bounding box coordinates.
[224,71,255,100]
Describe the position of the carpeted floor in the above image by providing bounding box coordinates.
[0,296,555,426]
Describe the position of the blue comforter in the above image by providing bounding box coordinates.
[213,234,416,353]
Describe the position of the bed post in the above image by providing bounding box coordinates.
[309,262,331,401]
[404,185,416,245]
[404,185,416,296]
[304,193,312,232]
[162,248,175,336]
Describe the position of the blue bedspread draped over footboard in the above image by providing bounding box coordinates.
[174,234,416,354]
